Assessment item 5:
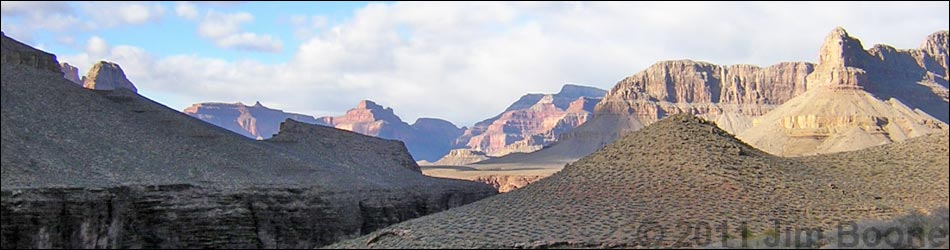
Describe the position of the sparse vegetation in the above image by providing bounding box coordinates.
[326,115,949,249]
[705,207,950,249]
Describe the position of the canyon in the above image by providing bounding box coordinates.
[0,32,495,249]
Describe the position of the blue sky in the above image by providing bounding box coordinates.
[4,2,370,63]
[2,1,948,126]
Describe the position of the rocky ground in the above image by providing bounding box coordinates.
[1,32,496,249]
[327,115,948,249]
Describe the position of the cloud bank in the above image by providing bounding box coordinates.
[7,1,950,126]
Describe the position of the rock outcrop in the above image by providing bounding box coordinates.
[1,33,496,249]
[453,84,606,157]
[184,102,319,140]
[595,60,814,132]
[0,31,60,74]
[486,27,948,166]
[480,60,814,168]
[432,149,492,166]
[82,61,138,92]
[470,175,545,193]
[316,100,464,162]
[328,114,949,248]
[738,28,948,156]
[59,62,81,85]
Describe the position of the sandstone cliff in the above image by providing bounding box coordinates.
[487,27,947,166]
[595,60,814,132]
[0,33,495,249]
[738,28,948,156]
[316,100,464,162]
[82,61,138,92]
[59,62,81,85]
[453,84,606,158]
[481,61,814,167]
[184,101,319,140]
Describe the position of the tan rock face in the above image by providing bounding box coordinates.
[739,28,949,156]
[496,27,947,166]
[59,62,81,85]
[82,61,138,92]
[455,85,606,157]
[318,100,463,162]
[184,102,318,140]
[597,60,813,122]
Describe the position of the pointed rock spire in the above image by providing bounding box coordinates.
[817,27,869,68]
[807,27,872,90]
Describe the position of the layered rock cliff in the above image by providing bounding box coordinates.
[738,28,948,156]
[82,61,138,92]
[184,102,319,140]
[482,59,815,167]
[316,100,464,162]
[453,84,606,158]
[595,60,814,131]
[1,33,496,249]
[489,27,947,165]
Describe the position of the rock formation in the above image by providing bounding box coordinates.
[0,31,60,74]
[82,60,138,92]
[453,84,606,158]
[485,27,948,167]
[470,175,545,193]
[432,149,492,166]
[595,60,814,134]
[328,114,949,249]
[184,101,319,140]
[59,62,81,85]
[738,28,948,156]
[316,100,464,162]
[1,33,495,249]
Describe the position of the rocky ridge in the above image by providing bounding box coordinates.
[315,100,464,162]
[1,33,495,249]
[483,27,947,166]
[184,102,319,140]
[59,62,81,85]
[328,114,948,249]
[450,85,606,159]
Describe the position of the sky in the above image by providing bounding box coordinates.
[2,1,948,126]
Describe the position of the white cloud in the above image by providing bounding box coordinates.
[81,2,167,28]
[197,10,253,38]
[0,1,81,34]
[54,2,950,126]
[1,2,72,17]
[175,1,199,20]
[1,2,166,41]
[194,10,282,53]
[85,36,109,56]
[214,32,283,52]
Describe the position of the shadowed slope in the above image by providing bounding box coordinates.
[1,32,495,249]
